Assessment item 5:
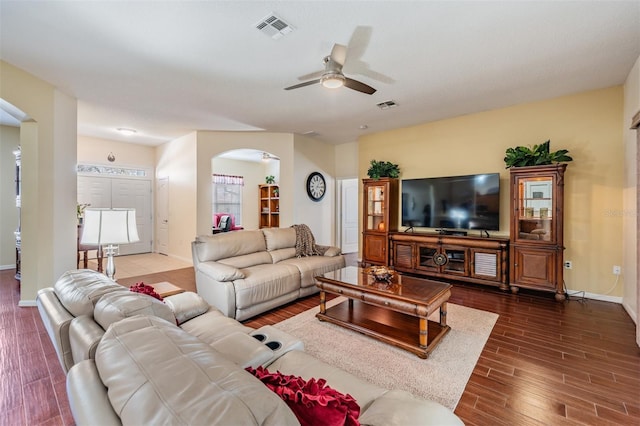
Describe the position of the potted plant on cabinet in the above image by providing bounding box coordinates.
[504,140,573,168]
[367,160,400,179]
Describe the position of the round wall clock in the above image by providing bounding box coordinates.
[306,172,326,201]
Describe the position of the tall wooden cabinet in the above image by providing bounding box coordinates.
[509,164,567,300]
[362,178,398,265]
[259,184,279,228]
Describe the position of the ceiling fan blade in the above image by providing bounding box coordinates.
[330,43,347,66]
[284,79,321,90]
[344,77,376,95]
[297,70,325,81]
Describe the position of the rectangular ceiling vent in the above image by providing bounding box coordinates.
[256,13,294,40]
[302,130,320,137]
[377,100,398,110]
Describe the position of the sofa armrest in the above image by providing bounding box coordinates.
[210,332,274,368]
[359,390,464,426]
[195,267,238,318]
[70,315,105,365]
[67,360,121,426]
[198,262,245,281]
[36,288,75,372]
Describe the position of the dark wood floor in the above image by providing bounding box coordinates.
[2,265,639,425]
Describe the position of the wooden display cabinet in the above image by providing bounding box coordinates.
[362,178,398,265]
[509,164,567,300]
[259,184,279,228]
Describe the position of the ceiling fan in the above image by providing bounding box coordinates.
[284,43,377,95]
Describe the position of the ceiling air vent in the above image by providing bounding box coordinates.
[377,100,398,110]
[255,13,294,39]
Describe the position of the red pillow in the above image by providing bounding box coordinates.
[246,366,360,426]
[129,282,163,301]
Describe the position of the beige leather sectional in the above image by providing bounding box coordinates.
[37,269,464,425]
[192,227,346,320]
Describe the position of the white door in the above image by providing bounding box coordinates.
[157,177,169,255]
[111,179,152,255]
[78,176,152,255]
[340,179,359,253]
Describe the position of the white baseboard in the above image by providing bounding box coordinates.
[622,300,638,325]
[566,290,622,304]
[0,264,15,271]
[18,300,36,307]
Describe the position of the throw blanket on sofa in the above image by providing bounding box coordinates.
[291,224,328,257]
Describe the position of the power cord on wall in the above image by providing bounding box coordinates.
[564,274,621,302]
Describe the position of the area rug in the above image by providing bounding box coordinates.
[274,297,498,410]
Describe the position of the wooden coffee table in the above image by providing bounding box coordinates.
[148,281,185,298]
[315,266,451,358]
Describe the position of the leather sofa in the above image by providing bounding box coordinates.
[39,269,462,425]
[36,269,254,373]
[66,315,464,425]
[192,227,346,320]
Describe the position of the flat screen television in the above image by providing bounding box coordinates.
[401,173,500,231]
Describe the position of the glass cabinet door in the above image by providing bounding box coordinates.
[366,183,386,231]
[515,176,554,243]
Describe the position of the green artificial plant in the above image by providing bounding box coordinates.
[367,160,400,179]
[265,175,275,184]
[503,140,573,168]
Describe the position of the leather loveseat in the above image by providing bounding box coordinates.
[192,227,346,320]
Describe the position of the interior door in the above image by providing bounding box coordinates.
[157,177,169,255]
[111,179,152,255]
[340,179,359,253]
[78,176,152,255]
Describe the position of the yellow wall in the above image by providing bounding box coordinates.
[78,135,156,169]
[156,132,198,262]
[359,86,624,297]
[1,61,77,303]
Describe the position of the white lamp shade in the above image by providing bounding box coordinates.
[81,208,140,245]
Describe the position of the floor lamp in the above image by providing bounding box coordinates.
[80,208,140,280]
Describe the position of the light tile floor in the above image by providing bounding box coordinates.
[87,252,191,279]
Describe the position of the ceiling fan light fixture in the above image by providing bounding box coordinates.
[321,73,345,89]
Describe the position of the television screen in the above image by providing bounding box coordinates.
[401,173,500,231]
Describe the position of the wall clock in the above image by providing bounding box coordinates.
[306,172,326,201]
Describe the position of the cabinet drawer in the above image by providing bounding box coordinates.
[362,293,419,315]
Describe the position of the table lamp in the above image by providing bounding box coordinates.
[80,208,139,280]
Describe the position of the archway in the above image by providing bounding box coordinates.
[211,149,280,231]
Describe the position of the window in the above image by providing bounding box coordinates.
[212,174,244,225]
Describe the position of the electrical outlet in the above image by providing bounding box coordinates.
[613,265,621,275]
[564,261,572,269]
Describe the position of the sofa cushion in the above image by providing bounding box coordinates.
[269,247,297,263]
[233,264,301,310]
[194,230,267,262]
[262,227,297,251]
[54,269,126,317]
[179,310,253,344]
[94,292,176,330]
[281,255,347,288]
[218,251,273,269]
[197,262,245,282]
[163,292,210,325]
[95,316,298,425]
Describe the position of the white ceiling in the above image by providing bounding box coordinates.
[1,1,639,146]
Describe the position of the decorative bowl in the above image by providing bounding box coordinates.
[367,266,394,282]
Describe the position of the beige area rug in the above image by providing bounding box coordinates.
[274,297,498,410]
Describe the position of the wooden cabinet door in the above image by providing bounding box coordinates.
[392,241,414,269]
[363,233,388,265]
[470,248,501,283]
[511,246,557,290]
